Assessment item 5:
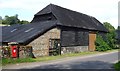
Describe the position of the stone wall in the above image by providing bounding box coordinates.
[28,28,60,57]
[61,46,88,54]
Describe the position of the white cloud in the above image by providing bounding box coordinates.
[0,0,119,28]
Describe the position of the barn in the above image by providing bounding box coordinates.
[2,4,108,57]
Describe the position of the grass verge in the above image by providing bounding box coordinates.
[33,51,100,62]
[114,61,120,71]
[2,58,35,66]
[2,49,119,66]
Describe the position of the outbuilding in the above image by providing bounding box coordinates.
[2,4,108,57]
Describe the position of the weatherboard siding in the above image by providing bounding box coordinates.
[28,28,60,57]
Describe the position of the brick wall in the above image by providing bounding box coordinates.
[28,28,60,57]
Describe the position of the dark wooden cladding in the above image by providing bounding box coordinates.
[31,13,57,23]
[61,27,89,47]
[61,31,75,46]
[77,31,89,46]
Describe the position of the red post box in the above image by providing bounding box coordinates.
[8,42,19,58]
[11,46,17,58]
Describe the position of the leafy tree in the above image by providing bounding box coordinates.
[95,22,117,51]
[2,14,29,25]
[103,22,115,31]
[95,34,110,51]
[103,22,117,49]
[105,31,117,49]
[2,14,20,25]
[20,20,29,24]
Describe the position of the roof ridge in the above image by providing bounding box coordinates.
[49,4,93,18]
[33,4,108,32]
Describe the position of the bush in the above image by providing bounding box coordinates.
[95,35,110,51]
[103,22,117,49]
[105,31,117,49]
[114,61,120,71]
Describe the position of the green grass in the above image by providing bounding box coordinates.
[2,51,98,66]
[2,58,35,66]
[2,49,118,66]
[33,51,99,62]
[114,61,120,71]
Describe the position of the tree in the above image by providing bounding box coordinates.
[95,22,117,51]
[103,22,115,31]
[2,14,29,25]
[2,14,20,25]
[20,20,29,24]
[95,34,110,51]
[103,22,117,49]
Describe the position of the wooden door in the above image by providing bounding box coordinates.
[89,33,96,51]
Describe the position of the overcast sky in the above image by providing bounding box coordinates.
[0,0,119,28]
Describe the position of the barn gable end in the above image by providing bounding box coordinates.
[28,28,60,57]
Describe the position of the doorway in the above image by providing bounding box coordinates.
[49,39,61,56]
[89,33,96,51]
